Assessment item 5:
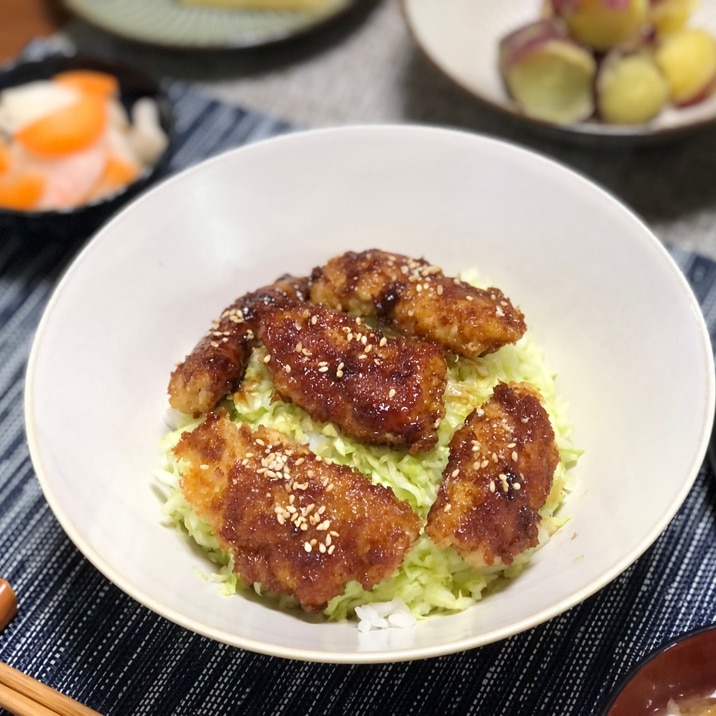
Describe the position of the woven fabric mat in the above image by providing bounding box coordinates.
[2,42,716,716]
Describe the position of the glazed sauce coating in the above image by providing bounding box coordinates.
[310,249,526,358]
[167,275,309,416]
[425,381,559,567]
[174,412,421,612]
[257,300,448,454]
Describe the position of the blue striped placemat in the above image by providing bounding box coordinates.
[2,43,716,716]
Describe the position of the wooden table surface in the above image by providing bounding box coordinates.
[0,0,69,62]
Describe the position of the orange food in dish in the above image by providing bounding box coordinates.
[0,69,167,212]
[53,69,119,98]
[0,172,46,211]
[89,153,142,201]
[15,92,108,158]
[0,138,10,173]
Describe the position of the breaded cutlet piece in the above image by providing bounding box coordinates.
[173,412,422,612]
[310,249,526,358]
[425,381,559,568]
[168,274,309,416]
[256,300,448,454]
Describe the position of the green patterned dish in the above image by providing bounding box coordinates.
[63,0,355,49]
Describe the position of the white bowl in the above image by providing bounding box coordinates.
[25,126,714,662]
[403,0,716,143]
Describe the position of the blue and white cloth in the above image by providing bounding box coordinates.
[2,45,716,716]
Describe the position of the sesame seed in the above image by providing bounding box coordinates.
[451,468,460,477]
[263,354,271,363]
[199,464,209,471]
[489,480,496,493]
[513,483,522,490]
[327,545,336,555]
[512,451,518,462]
[388,388,396,398]
[304,542,312,552]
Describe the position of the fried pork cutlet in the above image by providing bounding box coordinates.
[256,300,448,454]
[425,382,559,568]
[168,275,309,416]
[310,249,526,358]
[173,412,422,612]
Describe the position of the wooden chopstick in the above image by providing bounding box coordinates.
[0,580,102,715]
[0,661,102,716]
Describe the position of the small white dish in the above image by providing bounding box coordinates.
[25,126,714,662]
[402,0,716,143]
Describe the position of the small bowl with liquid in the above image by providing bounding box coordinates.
[606,625,716,715]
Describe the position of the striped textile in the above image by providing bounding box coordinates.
[2,47,716,716]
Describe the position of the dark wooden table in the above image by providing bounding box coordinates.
[0,0,69,62]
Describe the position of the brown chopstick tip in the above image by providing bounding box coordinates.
[0,579,17,633]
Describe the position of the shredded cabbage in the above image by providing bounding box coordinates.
[155,274,581,622]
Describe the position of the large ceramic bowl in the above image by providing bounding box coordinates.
[24,126,715,663]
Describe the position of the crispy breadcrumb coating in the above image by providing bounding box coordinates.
[310,249,526,358]
[425,382,558,567]
[257,300,447,454]
[174,412,422,611]
[168,275,308,415]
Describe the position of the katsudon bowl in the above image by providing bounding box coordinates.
[24,125,714,662]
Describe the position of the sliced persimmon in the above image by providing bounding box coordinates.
[53,70,119,98]
[0,137,11,173]
[89,153,141,200]
[15,93,108,158]
[0,172,45,210]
